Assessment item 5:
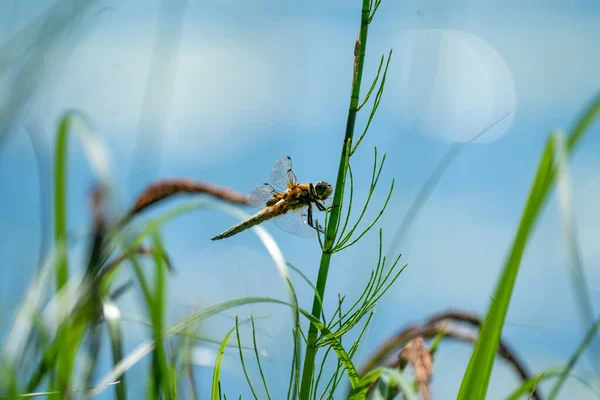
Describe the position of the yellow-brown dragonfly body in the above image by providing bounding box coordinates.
[211,157,332,240]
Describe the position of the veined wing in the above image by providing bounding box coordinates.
[249,183,280,209]
[270,156,297,191]
[271,206,317,238]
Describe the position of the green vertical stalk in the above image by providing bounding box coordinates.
[54,115,70,293]
[53,115,71,391]
[298,1,372,398]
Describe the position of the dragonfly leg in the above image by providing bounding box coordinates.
[307,204,315,228]
[307,205,325,234]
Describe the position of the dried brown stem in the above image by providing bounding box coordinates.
[398,337,432,400]
[87,187,108,276]
[119,178,249,226]
[358,309,542,400]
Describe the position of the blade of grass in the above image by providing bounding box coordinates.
[386,108,515,260]
[104,301,127,400]
[250,316,272,400]
[93,297,361,395]
[457,93,600,399]
[150,232,172,398]
[548,315,600,399]
[2,249,58,366]
[211,325,238,400]
[54,115,69,297]
[0,0,98,148]
[54,110,116,301]
[235,316,260,400]
[553,131,599,375]
[0,382,120,399]
[505,367,600,400]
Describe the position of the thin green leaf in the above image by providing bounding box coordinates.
[0,382,120,399]
[212,326,238,400]
[150,232,171,398]
[548,315,600,399]
[458,93,600,399]
[95,297,358,396]
[385,108,515,259]
[250,316,272,400]
[553,131,599,375]
[351,49,392,156]
[211,326,237,400]
[54,115,69,295]
[104,301,127,400]
[356,55,384,112]
[458,137,555,399]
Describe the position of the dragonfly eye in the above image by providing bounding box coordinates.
[314,181,333,200]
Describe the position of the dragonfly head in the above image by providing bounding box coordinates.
[314,181,333,200]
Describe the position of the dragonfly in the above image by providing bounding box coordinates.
[211,156,333,240]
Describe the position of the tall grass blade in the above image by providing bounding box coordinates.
[150,233,172,398]
[235,317,260,400]
[211,326,237,400]
[386,109,515,259]
[553,131,600,375]
[250,316,272,400]
[54,115,69,295]
[457,93,600,399]
[0,0,98,147]
[94,297,359,396]
[104,301,127,400]
[548,315,600,399]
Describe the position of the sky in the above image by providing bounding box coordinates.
[1,0,600,398]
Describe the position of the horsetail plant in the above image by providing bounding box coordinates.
[300,0,406,398]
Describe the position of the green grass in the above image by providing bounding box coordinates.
[457,93,600,400]
[2,0,600,399]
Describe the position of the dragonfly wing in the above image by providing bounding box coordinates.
[249,183,279,209]
[270,156,297,191]
[271,207,317,238]
[321,197,333,209]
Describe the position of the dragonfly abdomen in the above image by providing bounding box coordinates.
[211,206,283,240]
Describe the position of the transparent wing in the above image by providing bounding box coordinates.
[270,207,317,238]
[321,197,333,209]
[270,156,297,191]
[249,183,279,209]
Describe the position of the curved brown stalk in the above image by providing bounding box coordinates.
[358,310,542,400]
[118,178,249,227]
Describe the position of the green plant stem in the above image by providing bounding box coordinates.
[298,1,371,398]
[54,115,69,294]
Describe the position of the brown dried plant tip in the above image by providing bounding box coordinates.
[122,178,249,224]
[399,337,432,400]
[90,186,108,232]
[358,309,543,400]
[87,186,109,276]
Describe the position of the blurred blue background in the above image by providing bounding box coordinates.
[1,0,600,398]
